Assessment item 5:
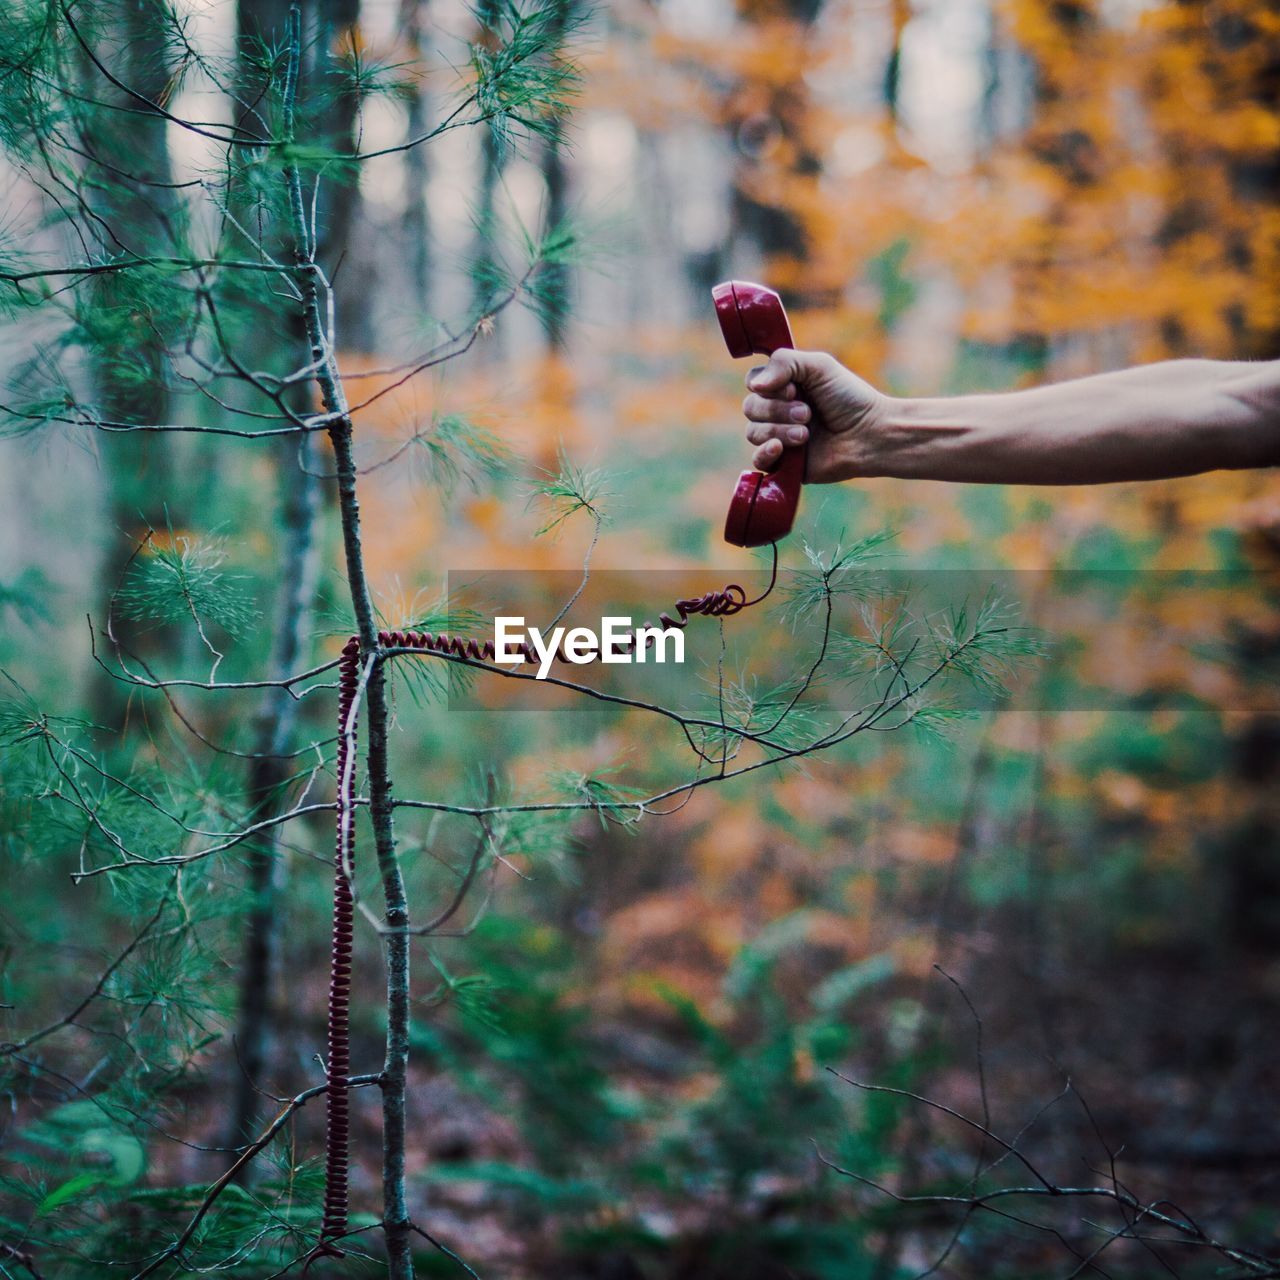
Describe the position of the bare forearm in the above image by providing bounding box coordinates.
[852,360,1280,484]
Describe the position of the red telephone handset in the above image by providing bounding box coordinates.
[712,280,806,548]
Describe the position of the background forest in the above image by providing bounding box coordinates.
[1,0,1279,1277]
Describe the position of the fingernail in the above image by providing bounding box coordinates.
[787,426,808,443]
[789,404,809,422]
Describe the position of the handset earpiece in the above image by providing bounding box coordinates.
[711,281,806,548]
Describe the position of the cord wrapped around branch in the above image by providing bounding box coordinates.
[317,559,777,1249]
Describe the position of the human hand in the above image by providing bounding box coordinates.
[742,349,889,482]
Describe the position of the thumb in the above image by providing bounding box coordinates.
[746,348,826,395]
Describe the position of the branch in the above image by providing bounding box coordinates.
[0,256,296,286]
[128,1074,384,1280]
[1,896,168,1056]
[821,1074,1280,1277]
[67,802,337,882]
[60,3,275,151]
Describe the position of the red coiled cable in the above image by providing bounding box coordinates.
[312,636,361,1262]
[622,581,761,654]
[378,630,512,662]
[315,556,776,1254]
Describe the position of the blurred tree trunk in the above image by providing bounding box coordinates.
[1223,716,1280,952]
[870,729,995,1280]
[539,0,572,351]
[227,442,322,1151]
[540,121,568,351]
[882,0,907,123]
[228,0,368,1153]
[226,0,325,1152]
[473,0,505,329]
[729,0,830,310]
[85,1,176,730]
[237,0,293,49]
[401,0,433,307]
[1223,0,1280,360]
[317,0,373,351]
[1012,0,1097,370]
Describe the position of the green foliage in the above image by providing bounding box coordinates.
[1070,705,1227,787]
[694,670,827,757]
[0,570,54,627]
[924,591,1048,697]
[549,766,646,826]
[427,956,509,1031]
[4,0,1266,1276]
[27,1101,146,1214]
[72,266,194,378]
[780,531,897,626]
[466,197,594,323]
[411,412,510,496]
[468,0,589,154]
[907,704,980,744]
[116,532,260,638]
[0,347,80,438]
[864,238,916,332]
[527,450,611,535]
[333,40,418,110]
[829,585,1046,722]
[517,210,597,329]
[376,595,496,705]
[3,1113,330,1278]
[0,0,604,1273]
[0,3,66,164]
[434,916,626,1172]
[417,913,883,1278]
[657,981,844,1196]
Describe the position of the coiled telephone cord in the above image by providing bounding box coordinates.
[314,550,776,1256]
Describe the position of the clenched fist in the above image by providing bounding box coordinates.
[742,348,889,482]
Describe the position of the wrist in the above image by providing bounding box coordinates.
[1218,362,1280,470]
[837,394,912,480]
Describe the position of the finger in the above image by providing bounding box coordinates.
[753,438,784,470]
[745,353,798,395]
[743,392,811,426]
[747,421,809,446]
[753,379,797,401]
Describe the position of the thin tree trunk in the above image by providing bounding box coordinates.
[282,13,413,1272]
